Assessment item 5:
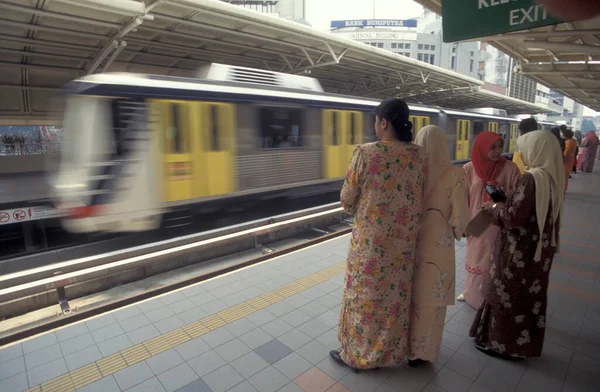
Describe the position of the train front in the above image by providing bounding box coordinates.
[53,77,162,233]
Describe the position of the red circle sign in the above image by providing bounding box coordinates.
[0,212,9,223]
[13,210,26,221]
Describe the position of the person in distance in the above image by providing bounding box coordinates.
[331,98,426,372]
[458,132,520,309]
[576,131,599,173]
[512,118,538,174]
[561,126,577,191]
[470,130,565,359]
[407,125,470,368]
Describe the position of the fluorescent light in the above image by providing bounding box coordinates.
[56,0,145,15]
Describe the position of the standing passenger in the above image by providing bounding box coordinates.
[458,132,520,309]
[561,127,577,191]
[577,131,599,173]
[331,98,427,371]
[408,125,470,367]
[470,131,565,359]
[512,118,538,174]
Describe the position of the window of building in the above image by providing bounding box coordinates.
[430,54,435,65]
[424,54,430,63]
[259,107,304,149]
[371,43,377,47]
[431,45,436,51]
[470,59,474,72]
[418,53,423,61]
[405,43,411,49]
[377,42,383,48]
[471,51,475,57]
[405,52,411,57]
[451,56,456,69]
[424,44,430,50]
[452,47,457,53]
[398,43,404,49]
[391,43,397,48]
[418,44,424,50]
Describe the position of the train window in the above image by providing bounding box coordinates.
[209,105,220,151]
[259,106,303,149]
[472,120,485,138]
[168,103,188,154]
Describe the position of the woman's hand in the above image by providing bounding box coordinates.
[481,201,497,213]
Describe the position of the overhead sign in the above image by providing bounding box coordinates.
[0,206,62,226]
[331,19,418,29]
[442,0,564,42]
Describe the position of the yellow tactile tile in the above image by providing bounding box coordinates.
[218,303,254,323]
[25,254,348,392]
[164,328,191,347]
[201,314,227,330]
[70,363,102,390]
[260,292,284,304]
[122,344,151,366]
[97,353,127,377]
[246,297,270,310]
[183,321,209,338]
[143,335,169,356]
[41,372,75,392]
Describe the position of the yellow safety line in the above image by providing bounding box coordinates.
[27,261,346,391]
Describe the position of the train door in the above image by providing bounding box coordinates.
[488,121,499,134]
[346,111,363,163]
[455,119,471,160]
[323,109,346,179]
[193,102,237,197]
[410,115,431,140]
[154,100,194,202]
[509,123,519,152]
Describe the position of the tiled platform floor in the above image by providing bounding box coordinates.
[1,168,600,392]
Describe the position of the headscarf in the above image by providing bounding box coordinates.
[574,130,583,145]
[585,131,599,145]
[471,132,507,201]
[517,131,565,261]
[414,125,453,197]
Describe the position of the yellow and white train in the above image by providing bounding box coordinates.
[53,63,553,233]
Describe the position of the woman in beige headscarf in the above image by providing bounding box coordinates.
[470,130,565,359]
[407,125,470,367]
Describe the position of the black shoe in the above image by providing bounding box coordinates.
[408,358,428,368]
[329,350,380,373]
[474,342,516,360]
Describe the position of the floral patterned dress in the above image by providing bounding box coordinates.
[408,167,470,362]
[469,173,556,358]
[338,141,426,369]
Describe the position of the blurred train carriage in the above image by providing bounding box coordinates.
[53,63,538,233]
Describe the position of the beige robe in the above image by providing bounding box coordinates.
[408,166,470,361]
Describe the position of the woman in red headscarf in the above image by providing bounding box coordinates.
[577,131,599,173]
[458,132,521,309]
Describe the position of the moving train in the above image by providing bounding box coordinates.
[53,63,555,233]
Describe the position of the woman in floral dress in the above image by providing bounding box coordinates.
[470,131,565,358]
[577,131,599,173]
[408,125,470,367]
[459,132,520,309]
[331,98,427,371]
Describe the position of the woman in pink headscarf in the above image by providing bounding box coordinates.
[577,131,599,173]
[459,132,520,309]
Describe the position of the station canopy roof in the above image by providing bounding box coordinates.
[412,0,600,112]
[0,0,546,121]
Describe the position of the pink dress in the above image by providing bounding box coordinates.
[463,161,520,309]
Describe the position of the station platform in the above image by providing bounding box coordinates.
[1,169,599,392]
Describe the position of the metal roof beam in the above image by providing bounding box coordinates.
[0,2,120,29]
[521,41,600,56]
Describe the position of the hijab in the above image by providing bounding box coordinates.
[517,131,565,261]
[414,125,453,197]
[471,132,507,202]
[585,131,599,145]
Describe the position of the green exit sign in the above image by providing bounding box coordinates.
[442,0,565,42]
